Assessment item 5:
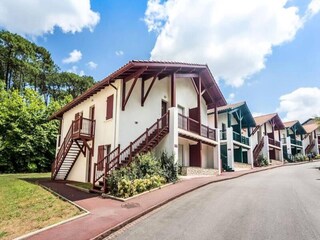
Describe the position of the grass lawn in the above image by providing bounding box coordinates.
[0,173,81,240]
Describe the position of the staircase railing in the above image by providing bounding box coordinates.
[51,116,95,179]
[93,145,120,185]
[253,137,264,161]
[305,139,315,154]
[94,112,170,190]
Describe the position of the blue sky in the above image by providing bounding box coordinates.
[0,0,319,122]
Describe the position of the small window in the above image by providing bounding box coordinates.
[178,105,184,115]
[222,123,226,131]
[106,95,114,120]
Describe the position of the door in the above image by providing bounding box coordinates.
[189,141,201,167]
[89,105,95,136]
[161,100,168,127]
[74,112,82,132]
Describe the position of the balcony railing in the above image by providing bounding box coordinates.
[178,114,216,141]
[233,131,250,146]
[220,130,227,140]
[178,114,199,134]
[268,138,281,147]
[290,138,302,146]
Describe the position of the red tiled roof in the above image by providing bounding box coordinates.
[253,113,285,130]
[303,123,319,133]
[49,60,227,119]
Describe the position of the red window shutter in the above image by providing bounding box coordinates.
[97,145,104,170]
[106,95,114,120]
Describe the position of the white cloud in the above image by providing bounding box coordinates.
[63,50,82,64]
[67,65,85,76]
[276,87,320,122]
[252,112,267,117]
[87,61,98,69]
[115,50,124,56]
[144,0,319,87]
[307,0,320,17]
[0,0,100,37]
[226,93,235,103]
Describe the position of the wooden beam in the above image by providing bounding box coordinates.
[122,77,139,111]
[141,78,145,107]
[142,75,157,106]
[197,75,202,131]
[175,73,199,78]
[191,77,199,95]
[214,104,218,129]
[171,74,176,107]
[124,67,147,82]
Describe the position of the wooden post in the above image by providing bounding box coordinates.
[146,128,149,146]
[214,104,218,129]
[171,74,176,107]
[130,142,133,162]
[196,77,202,134]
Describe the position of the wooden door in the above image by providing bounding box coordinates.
[189,142,201,167]
[161,100,168,127]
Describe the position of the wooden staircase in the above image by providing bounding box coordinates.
[93,112,170,193]
[253,137,264,163]
[305,139,315,154]
[52,116,95,180]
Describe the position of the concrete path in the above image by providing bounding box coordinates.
[113,162,320,240]
[25,164,297,240]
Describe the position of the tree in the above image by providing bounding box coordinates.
[0,83,71,173]
[47,72,94,101]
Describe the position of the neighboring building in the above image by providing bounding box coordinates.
[50,61,227,192]
[279,120,306,161]
[208,102,256,171]
[302,120,320,155]
[251,113,285,164]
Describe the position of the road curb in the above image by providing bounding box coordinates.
[92,163,295,240]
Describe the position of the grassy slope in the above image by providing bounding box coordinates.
[0,173,81,240]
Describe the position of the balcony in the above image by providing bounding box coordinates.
[178,114,216,141]
[233,131,250,146]
[71,116,95,140]
[268,138,281,148]
[290,138,302,147]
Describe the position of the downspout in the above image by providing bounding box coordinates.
[110,83,118,149]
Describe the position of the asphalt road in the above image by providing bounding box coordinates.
[113,162,320,240]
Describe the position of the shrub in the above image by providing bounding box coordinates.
[254,155,269,167]
[294,153,307,162]
[117,178,136,198]
[107,151,175,198]
[134,152,162,178]
[315,154,320,159]
[160,151,178,182]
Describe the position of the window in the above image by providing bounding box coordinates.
[106,95,114,120]
[178,105,184,115]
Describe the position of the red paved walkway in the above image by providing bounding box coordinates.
[27,165,283,240]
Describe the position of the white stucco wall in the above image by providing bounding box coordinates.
[57,75,213,182]
[59,81,119,182]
